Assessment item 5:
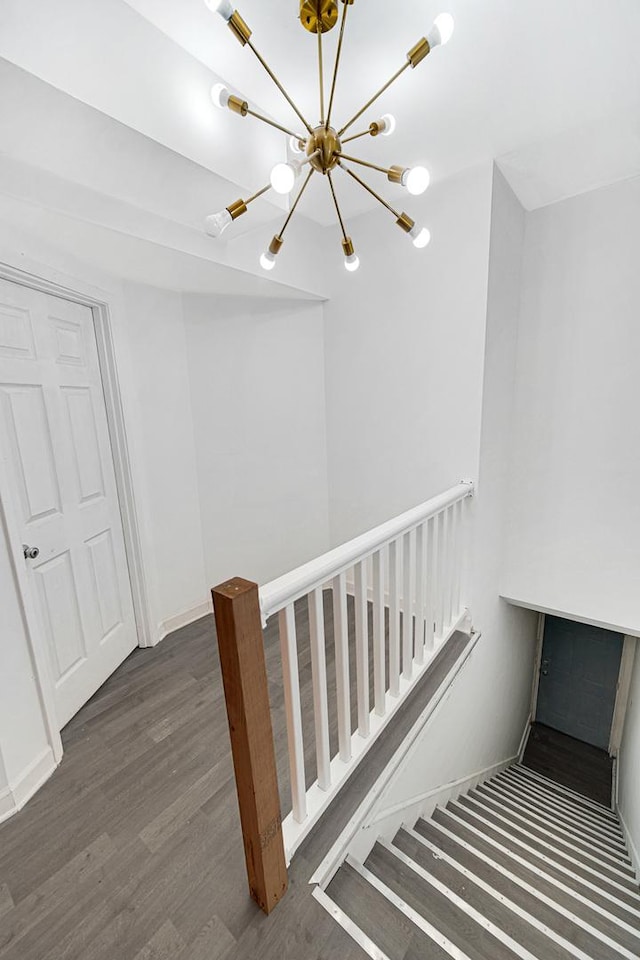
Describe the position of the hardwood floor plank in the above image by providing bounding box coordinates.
[0,612,468,960]
[133,920,186,960]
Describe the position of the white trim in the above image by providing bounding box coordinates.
[479,780,631,865]
[493,773,627,848]
[530,613,545,721]
[502,770,623,838]
[157,598,213,644]
[449,798,640,905]
[460,793,637,889]
[610,636,638,756]
[436,806,640,932]
[408,822,640,959]
[619,808,640,881]
[517,715,532,763]
[513,764,618,818]
[309,630,481,886]
[499,596,640,641]
[378,841,541,960]
[345,857,473,960]
[389,834,599,960]
[312,888,392,960]
[0,747,57,826]
[284,612,473,860]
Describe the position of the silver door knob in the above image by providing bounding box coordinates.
[23,544,40,560]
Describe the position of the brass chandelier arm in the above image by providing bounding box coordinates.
[336,152,393,176]
[338,61,410,138]
[327,171,348,242]
[245,38,314,134]
[341,128,373,145]
[318,18,325,125]
[279,169,315,237]
[244,184,272,205]
[325,0,349,130]
[339,162,401,219]
[245,108,305,142]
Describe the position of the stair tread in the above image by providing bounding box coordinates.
[454,795,640,899]
[431,806,640,929]
[491,774,627,849]
[515,763,616,819]
[405,822,640,960]
[470,785,635,876]
[326,861,452,960]
[366,842,524,960]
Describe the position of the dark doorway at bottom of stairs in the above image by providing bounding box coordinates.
[523,722,613,807]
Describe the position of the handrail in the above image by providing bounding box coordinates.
[259,480,474,623]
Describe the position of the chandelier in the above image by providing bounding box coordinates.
[203,0,454,273]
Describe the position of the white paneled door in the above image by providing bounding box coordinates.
[0,279,137,728]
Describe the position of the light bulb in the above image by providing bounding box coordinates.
[344,253,360,272]
[260,251,276,271]
[289,135,305,155]
[270,162,298,195]
[205,0,234,21]
[204,209,232,238]
[409,224,431,249]
[403,166,431,196]
[379,114,396,137]
[210,83,230,109]
[427,12,455,49]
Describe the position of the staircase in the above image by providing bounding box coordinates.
[320,763,640,960]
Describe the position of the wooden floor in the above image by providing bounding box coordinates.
[0,601,468,960]
[523,722,614,807]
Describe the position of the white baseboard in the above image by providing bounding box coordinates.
[618,807,640,879]
[369,755,517,836]
[155,598,213,646]
[0,746,58,826]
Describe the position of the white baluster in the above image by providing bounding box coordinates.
[308,588,331,791]
[402,530,414,680]
[454,496,465,618]
[425,516,435,653]
[278,604,307,823]
[372,549,386,716]
[354,560,370,737]
[332,572,351,762]
[414,522,426,664]
[445,504,454,629]
[388,539,401,697]
[435,510,445,641]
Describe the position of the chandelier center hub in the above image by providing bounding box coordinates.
[307,125,342,174]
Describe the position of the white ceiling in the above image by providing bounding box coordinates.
[119,0,640,217]
[0,0,639,277]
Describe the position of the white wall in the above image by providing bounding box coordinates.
[183,294,330,588]
[344,168,538,857]
[323,164,493,546]
[619,648,640,871]
[502,176,640,637]
[121,282,208,633]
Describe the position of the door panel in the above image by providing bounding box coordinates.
[536,616,623,750]
[0,278,137,728]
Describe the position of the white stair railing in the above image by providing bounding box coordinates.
[259,480,475,859]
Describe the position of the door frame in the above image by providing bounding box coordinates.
[0,258,153,752]
[529,613,637,757]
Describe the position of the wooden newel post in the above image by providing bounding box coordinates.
[212,577,288,914]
